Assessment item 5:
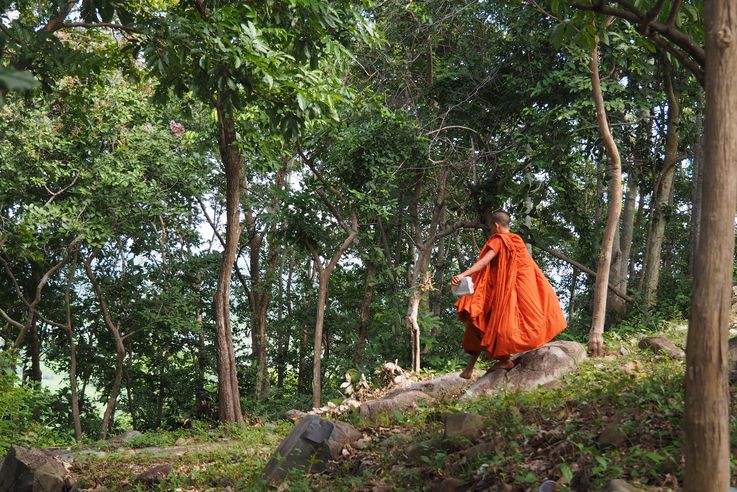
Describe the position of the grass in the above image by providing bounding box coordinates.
[62,321,737,491]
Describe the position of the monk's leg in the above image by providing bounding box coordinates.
[460,318,483,379]
[460,352,480,379]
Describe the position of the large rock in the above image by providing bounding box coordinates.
[465,341,587,397]
[600,479,648,492]
[260,415,361,485]
[0,445,70,492]
[358,390,434,420]
[105,430,142,446]
[443,412,485,441]
[638,336,685,360]
[383,372,479,400]
[133,463,171,487]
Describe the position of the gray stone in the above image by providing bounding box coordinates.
[405,438,445,461]
[133,463,171,487]
[0,445,68,492]
[105,430,142,446]
[537,480,557,492]
[260,415,361,485]
[284,409,307,421]
[600,479,648,492]
[598,423,627,447]
[384,372,478,400]
[431,477,466,492]
[638,337,685,360]
[443,412,484,441]
[465,341,587,397]
[359,390,434,420]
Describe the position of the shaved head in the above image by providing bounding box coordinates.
[491,210,511,228]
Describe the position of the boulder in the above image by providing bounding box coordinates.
[598,423,628,447]
[383,371,479,400]
[105,430,142,446]
[600,479,648,492]
[465,341,587,397]
[443,412,485,441]
[133,463,171,487]
[431,477,466,492]
[284,409,307,421]
[359,390,434,420]
[638,336,685,360]
[260,415,361,485]
[0,445,70,492]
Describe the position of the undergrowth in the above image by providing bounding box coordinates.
[20,321,737,491]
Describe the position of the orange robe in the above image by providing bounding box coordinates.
[455,232,567,359]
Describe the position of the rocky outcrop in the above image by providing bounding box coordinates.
[443,412,485,441]
[638,336,685,360]
[358,390,435,420]
[465,341,587,397]
[260,415,361,485]
[0,445,73,492]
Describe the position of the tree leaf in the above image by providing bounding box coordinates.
[0,69,40,91]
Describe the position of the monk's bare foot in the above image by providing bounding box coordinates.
[496,359,514,370]
[459,367,474,379]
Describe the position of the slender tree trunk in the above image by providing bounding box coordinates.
[276,255,292,389]
[618,172,638,295]
[353,262,375,364]
[312,270,329,409]
[213,94,244,423]
[406,167,449,372]
[84,255,126,440]
[307,216,358,409]
[630,190,646,282]
[684,2,737,489]
[27,317,42,383]
[568,271,577,321]
[125,366,137,430]
[608,170,638,315]
[588,30,623,356]
[688,115,705,275]
[642,59,681,306]
[62,257,82,440]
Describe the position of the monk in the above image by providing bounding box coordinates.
[451,211,567,379]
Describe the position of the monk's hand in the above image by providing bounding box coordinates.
[451,275,462,285]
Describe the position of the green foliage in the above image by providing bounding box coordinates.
[0,351,75,453]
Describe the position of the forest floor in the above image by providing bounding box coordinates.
[63,322,735,491]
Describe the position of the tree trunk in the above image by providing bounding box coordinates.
[353,262,375,364]
[63,258,82,440]
[213,94,244,423]
[642,59,681,306]
[307,216,358,409]
[84,254,126,440]
[608,169,638,315]
[618,172,638,295]
[588,32,623,356]
[568,271,577,321]
[276,255,292,389]
[683,2,736,489]
[27,317,42,383]
[125,366,137,430]
[406,167,449,372]
[312,270,329,409]
[688,114,705,275]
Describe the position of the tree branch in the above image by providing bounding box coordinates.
[532,242,634,302]
[45,0,78,32]
[61,22,143,34]
[44,172,80,206]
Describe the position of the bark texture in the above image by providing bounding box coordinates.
[684,3,737,490]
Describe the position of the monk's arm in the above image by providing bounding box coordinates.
[451,249,496,285]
